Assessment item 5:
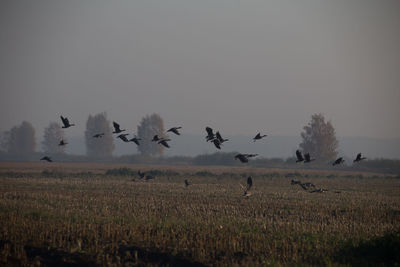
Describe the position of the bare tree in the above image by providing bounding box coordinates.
[137,113,166,156]
[299,113,338,162]
[3,121,36,157]
[42,122,66,155]
[85,112,114,158]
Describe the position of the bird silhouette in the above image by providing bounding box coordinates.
[152,135,161,142]
[205,127,215,142]
[235,154,249,163]
[332,157,345,166]
[184,179,190,187]
[295,150,304,163]
[58,139,68,146]
[117,134,130,142]
[93,133,105,138]
[353,153,366,163]
[253,133,267,142]
[304,153,315,163]
[234,153,257,163]
[40,156,52,162]
[241,176,253,197]
[158,138,171,148]
[60,116,75,128]
[167,127,182,135]
[112,122,126,134]
[216,131,228,143]
[212,139,221,149]
[309,188,328,193]
[138,170,145,179]
[129,136,141,145]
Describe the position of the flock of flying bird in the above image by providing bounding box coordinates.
[39,115,368,195]
[40,115,367,167]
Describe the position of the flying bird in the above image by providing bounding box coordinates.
[138,170,145,179]
[184,179,190,187]
[167,127,182,135]
[212,139,221,149]
[353,153,366,163]
[240,176,253,197]
[152,135,161,142]
[58,139,68,146]
[158,138,171,148]
[234,153,257,163]
[112,122,126,134]
[129,136,141,146]
[304,153,315,163]
[309,188,328,193]
[216,131,228,143]
[117,134,130,142]
[235,154,249,163]
[40,156,52,162]
[295,150,304,163]
[93,133,105,138]
[60,116,75,128]
[205,127,215,142]
[332,157,345,166]
[253,133,267,142]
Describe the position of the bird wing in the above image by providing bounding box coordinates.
[216,131,223,142]
[247,177,253,190]
[113,122,120,131]
[212,139,221,149]
[160,140,170,148]
[296,150,304,161]
[60,116,68,126]
[206,127,214,137]
[356,153,361,160]
[304,153,310,161]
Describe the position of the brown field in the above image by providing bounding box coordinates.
[0,162,399,266]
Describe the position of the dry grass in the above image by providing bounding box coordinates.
[0,163,399,266]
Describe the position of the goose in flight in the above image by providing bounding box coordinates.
[167,127,182,135]
[158,138,171,148]
[40,156,52,162]
[117,133,130,142]
[253,133,267,142]
[353,153,366,163]
[212,139,221,149]
[58,139,68,146]
[184,179,190,187]
[332,157,345,166]
[152,135,161,142]
[93,133,105,138]
[295,150,304,163]
[138,170,145,179]
[240,176,253,197]
[205,127,215,142]
[309,188,328,193]
[60,116,75,128]
[234,153,258,163]
[129,136,141,146]
[304,153,315,163]
[112,122,126,134]
[216,131,228,143]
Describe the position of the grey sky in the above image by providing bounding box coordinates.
[1,0,399,140]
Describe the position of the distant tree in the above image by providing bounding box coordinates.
[2,121,36,157]
[84,112,115,158]
[299,113,338,162]
[42,122,65,154]
[137,113,165,156]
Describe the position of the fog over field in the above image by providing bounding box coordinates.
[1,0,399,156]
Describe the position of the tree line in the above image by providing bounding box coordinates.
[0,113,166,159]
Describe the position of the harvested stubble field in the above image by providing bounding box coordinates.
[0,162,399,266]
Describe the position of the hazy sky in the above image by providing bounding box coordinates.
[1,0,399,140]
